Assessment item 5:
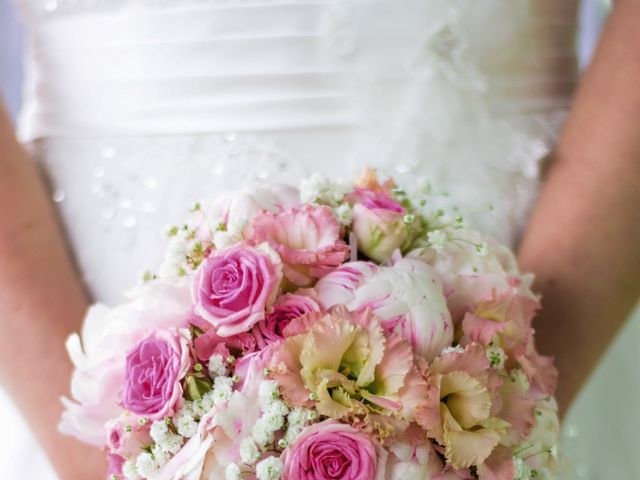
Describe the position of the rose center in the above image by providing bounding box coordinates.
[319,451,349,478]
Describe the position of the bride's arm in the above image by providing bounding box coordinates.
[518,0,640,416]
[0,107,106,477]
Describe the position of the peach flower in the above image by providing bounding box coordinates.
[269,307,429,431]
[418,344,511,471]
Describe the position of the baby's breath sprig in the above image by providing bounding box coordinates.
[190,200,219,239]
[448,236,488,256]
[300,173,351,207]
[185,239,213,270]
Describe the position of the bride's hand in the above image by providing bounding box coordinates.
[0,106,105,477]
[519,0,640,416]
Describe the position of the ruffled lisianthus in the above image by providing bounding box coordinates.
[438,270,544,385]
[121,328,191,420]
[455,274,540,349]
[192,243,282,336]
[432,266,557,398]
[418,344,516,472]
[248,204,350,287]
[510,337,558,400]
[409,227,557,397]
[281,420,382,480]
[269,307,429,429]
[315,258,453,360]
[60,279,192,446]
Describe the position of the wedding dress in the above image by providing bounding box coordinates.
[3,0,637,479]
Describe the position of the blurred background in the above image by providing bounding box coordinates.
[0,0,23,120]
[1,1,636,479]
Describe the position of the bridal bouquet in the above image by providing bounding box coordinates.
[61,170,560,480]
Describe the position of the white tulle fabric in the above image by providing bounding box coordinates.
[9,0,598,479]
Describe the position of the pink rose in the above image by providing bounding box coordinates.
[121,328,190,420]
[282,421,379,480]
[193,243,282,337]
[248,205,350,287]
[350,189,409,262]
[60,279,192,446]
[254,292,321,344]
[105,415,151,458]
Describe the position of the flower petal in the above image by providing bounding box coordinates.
[270,336,313,408]
[476,446,515,480]
[443,406,500,469]
[496,380,536,445]
[372,334,414,396]
[461,313,507,345]
[440,371,492,429]
[431,343,490,377]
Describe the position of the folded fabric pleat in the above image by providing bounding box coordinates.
[18,0,578,140]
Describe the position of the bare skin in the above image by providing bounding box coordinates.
[0,108,106,477]
[0,1,638,477]
[518,0,640,416]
